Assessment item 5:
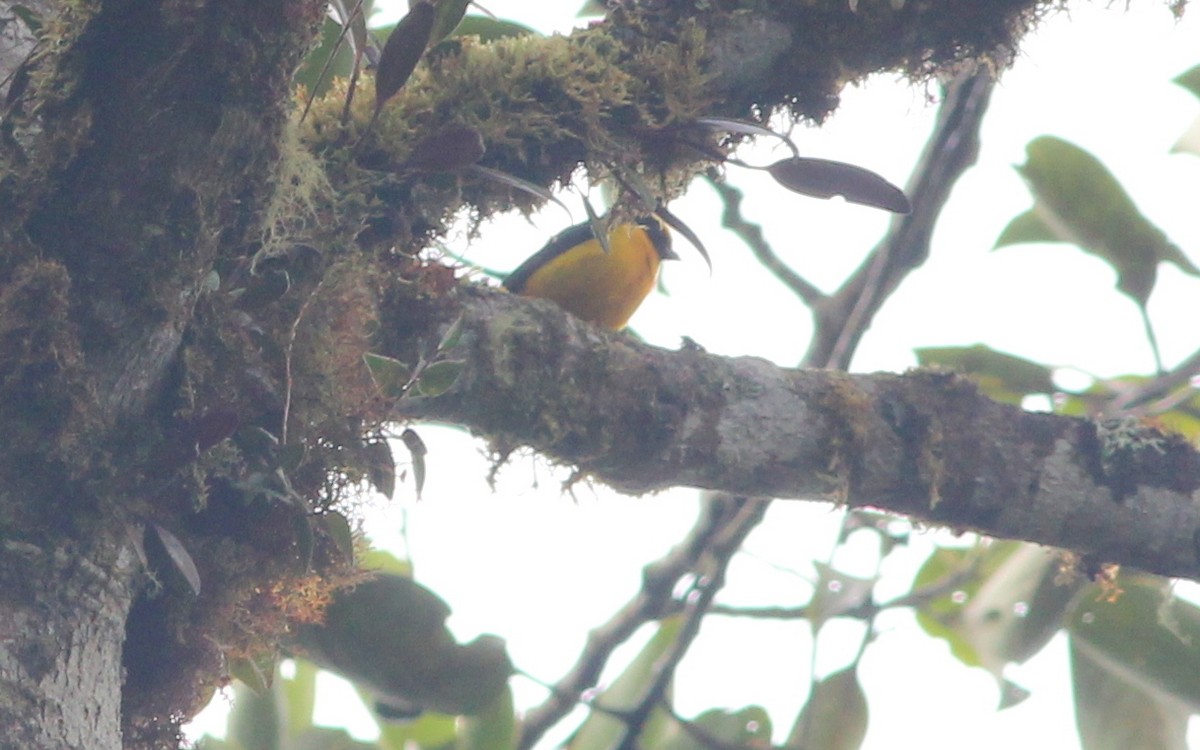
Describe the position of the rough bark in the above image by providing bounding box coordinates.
[402,287,1200,581]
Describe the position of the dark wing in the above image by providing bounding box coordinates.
[503,222,597,293]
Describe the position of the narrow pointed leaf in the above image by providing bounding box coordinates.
[468,165,571,218]
[767,157,911,213]
[328,0,369,64]
[375,2,435,112]
[654,204,711,272]
[150,523,201,595]
[694,116,799,157]
[400,428,427,499]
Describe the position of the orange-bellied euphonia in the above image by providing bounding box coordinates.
[503,217,678,330]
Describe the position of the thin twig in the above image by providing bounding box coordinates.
[614,496,769,750]
[806,69,996,370]
[706,174,826,306]
[516,497,747,750]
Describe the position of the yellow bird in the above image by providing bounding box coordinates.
[503,218,678,330]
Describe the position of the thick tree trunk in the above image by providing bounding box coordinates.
[0,535,138,750]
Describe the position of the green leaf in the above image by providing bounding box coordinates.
[806,561,877,633]
[916,344,1056,405]
[1170,114,1200,157]
[457,686,516,750]
[359,548,413,578]
[1070,638,1189,750]
[1003,135,1197,306]
[993,208,1058,248]
[363,352,413,398]
[438,314,466,352]
[1068,575,1200,711]
[227,681,282,750]
[294,574,512,716]
[788,667,869,750]
[229,651,278,695]
[415,359,465,397]
[450,16,538,41]
[655,706,772,750]
[577,0,607,17]
[570,617,684,750]
[281,659,319,738]
[377,711,457,750]
[430,0,470,43]
[914,541,1081,674]
[1172,64,1200,99]
[291,727,378,750]
[952,543,1080,677]
[316,511,355,565]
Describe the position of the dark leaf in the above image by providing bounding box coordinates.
[294,574,512,716]
[400,428,427,499]
[149,523,201,595]
[693,116,799,157]
[467,165,572,218]
[375,2,435,113]
[363,439,397,499]
[767,157,911,213]
[398,124,485,172]
[414,359,464,397]
[654,204,711,272]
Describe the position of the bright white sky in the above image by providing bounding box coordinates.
[191,3,1200,748]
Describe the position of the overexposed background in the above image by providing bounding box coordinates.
[191,3,1200,747]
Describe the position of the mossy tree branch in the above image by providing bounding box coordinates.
[399,286,1200,582]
